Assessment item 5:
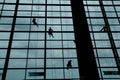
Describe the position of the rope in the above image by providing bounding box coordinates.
[33,0,40,79]
[24,0,33,79]
[0,0,5,19]
[59,0,66,79]
[86,0,103,79]
[111,0,120,24]
[49,1,54,78]
[34,0,39,78]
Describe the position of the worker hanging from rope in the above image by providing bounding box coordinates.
[67,60,72,70]
[32,18,38,27]
[100,25,108,32]
[48,27,54,38]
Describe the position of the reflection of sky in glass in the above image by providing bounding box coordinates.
[0,0,79,80]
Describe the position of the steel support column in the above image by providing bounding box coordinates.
[71,0,100,80]
[99,0,120,74]
[2,0,19,80]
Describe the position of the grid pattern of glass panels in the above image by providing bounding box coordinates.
[84,0,120,80]
[0,0,80,80]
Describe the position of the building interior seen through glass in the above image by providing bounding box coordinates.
[0,0,120,80]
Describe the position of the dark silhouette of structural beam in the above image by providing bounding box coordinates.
[2,0,19,80]
[71,0,100,80]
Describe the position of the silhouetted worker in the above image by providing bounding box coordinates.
[48,27,54,38]
[32,18,38,27]
[67,60,72,70]
[100,25,108,32]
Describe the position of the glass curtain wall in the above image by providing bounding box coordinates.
[84,0,120,80]
[0,0,80,80]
